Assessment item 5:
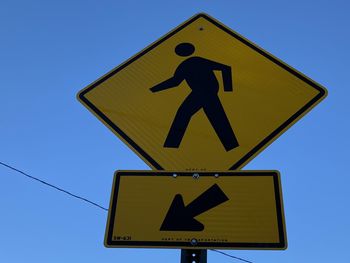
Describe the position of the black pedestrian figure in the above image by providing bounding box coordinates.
[150,43,239,151]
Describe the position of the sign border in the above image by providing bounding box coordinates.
[105,170,287,250]
[77,13,327,170]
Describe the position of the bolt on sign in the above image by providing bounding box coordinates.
[105,171,287,250]
[77,13,327,170]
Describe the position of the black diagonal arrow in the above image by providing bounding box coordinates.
[160,184,229,231]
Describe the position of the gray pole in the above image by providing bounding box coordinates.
[181,249,207,263]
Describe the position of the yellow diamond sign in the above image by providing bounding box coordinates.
[78,13,327,170]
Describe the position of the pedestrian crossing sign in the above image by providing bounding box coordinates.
[77,13,327,170]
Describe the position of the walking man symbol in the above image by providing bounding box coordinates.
[150,43,239,151]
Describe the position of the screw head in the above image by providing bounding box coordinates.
[191,238,198,246]
[193,173,199,179]
[214,173,219,178]
[173,173,177,178]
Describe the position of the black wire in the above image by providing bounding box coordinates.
[1,161,255,262]
[0,161,108,211]
[210,249,254,263]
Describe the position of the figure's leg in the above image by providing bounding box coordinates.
[203,96,239,151]
[164,94,202,148]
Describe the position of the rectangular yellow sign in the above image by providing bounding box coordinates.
[105,171,286,249]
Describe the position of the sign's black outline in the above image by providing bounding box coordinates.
[105,171,287,249]
[78,13,326,170]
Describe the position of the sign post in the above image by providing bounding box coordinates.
[181,249,207,263]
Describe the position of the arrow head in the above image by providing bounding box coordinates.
[160,194,204,231]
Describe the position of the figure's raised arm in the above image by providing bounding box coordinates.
[150,69,184,93]
[207,60,233,92]
[220,64,233,92]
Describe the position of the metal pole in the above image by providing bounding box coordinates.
[181,249,207,263]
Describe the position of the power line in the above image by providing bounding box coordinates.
[0,160,254,263]
[0,161,108,211]
[210,249,254,263]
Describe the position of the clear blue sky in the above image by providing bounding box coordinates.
[1,0,349,262]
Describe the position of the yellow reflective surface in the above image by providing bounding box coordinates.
[78,14,326,170]
[105,171,286,249]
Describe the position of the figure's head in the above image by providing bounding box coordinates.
[175,43,195,57]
